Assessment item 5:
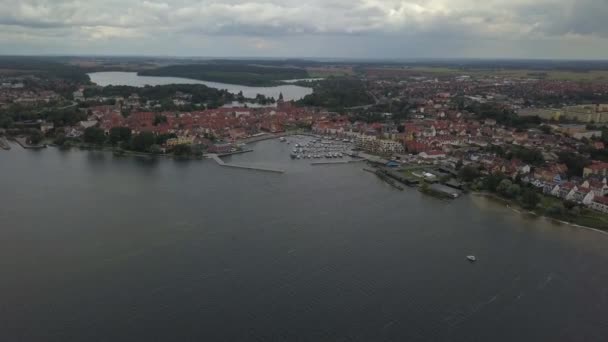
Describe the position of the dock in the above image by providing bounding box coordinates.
[217,149,254,157]
[311,159,365,165]
[0,137,10,150]
[208,154,285,174]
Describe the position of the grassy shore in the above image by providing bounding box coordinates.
[48,142,204,160]
[474,191,608,231]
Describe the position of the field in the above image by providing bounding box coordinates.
[139,63,310,86]
[364,66,608,82]
[306,66,355,78]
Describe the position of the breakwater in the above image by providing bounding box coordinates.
[208,154,285,174]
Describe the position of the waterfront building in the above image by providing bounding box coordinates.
[583,162,608,178]
[166,136,195,147]
[589,196,608,214]
[208,143,233,154]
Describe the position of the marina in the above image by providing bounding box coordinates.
[280,135,357,161]
[311,160,365,165]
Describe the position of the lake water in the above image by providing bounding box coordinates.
[1,140,608,341]
[88,72,313,101]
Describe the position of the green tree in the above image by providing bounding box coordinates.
[521,189,540,209]
[172,144,192,157]
[557,152,590,178]
[109,127,132,145]
[191,145,203,158]
[539,125,552,134]
[563,200,577,210]
[83,127,106,145]
[483,174,504,192]
[0,114,14,128]
[153,114,168,126]
[28,130,43,145]
[53,133,67,146]
[546,204,565,217]
[458,165,480,182]
[455,159,464,170]
[155,133,177,145]
[149,144,163,154]
[506,184,521,198]
[131,132,155,152]
[497,179,513,196]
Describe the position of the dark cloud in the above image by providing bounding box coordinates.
[0,0,607,58]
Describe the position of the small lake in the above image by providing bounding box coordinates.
[88,72,313,101]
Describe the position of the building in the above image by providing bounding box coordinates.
[354,134,404,155]
[40,121,54,133]
[583,162,608,178]
[419,150,446,160]
[520,105,608,123]
[208,143,233,154]
[73,90,85,102]
[573,131,602,140]
[166,136,194,147]
[588,196,608,214]
[79,120,98,130]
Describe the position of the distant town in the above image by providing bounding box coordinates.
[2,57,608,229]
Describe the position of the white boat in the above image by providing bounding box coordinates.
[467,255,477,262]
[279,137,286,142]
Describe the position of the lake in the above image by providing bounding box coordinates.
[88,72,313,101]
[1,140,608,341]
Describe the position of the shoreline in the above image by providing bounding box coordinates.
[0,136,10,150]
[7,136,608,235]
[472,192,608,235]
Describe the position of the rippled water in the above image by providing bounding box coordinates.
[88,72,313,101]
[1,140,607,341]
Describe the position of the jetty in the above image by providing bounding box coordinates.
[363,168,404,190]
[217,149,253,157]
[208,154,285,174]
[0,137,10,150]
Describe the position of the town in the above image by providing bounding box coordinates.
[2,59,608,229]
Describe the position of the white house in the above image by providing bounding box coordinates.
[419,150,446,160]
[589,196,608,214]
[580,179,608,196]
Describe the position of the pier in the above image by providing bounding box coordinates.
[217,149,253,157]
[311,159,365,165]
[207,154,285,174]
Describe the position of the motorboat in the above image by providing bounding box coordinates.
[467,255,477,262]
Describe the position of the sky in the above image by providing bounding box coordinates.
[1,0,608,59]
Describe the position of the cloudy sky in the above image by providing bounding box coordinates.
[1,0,608,59]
